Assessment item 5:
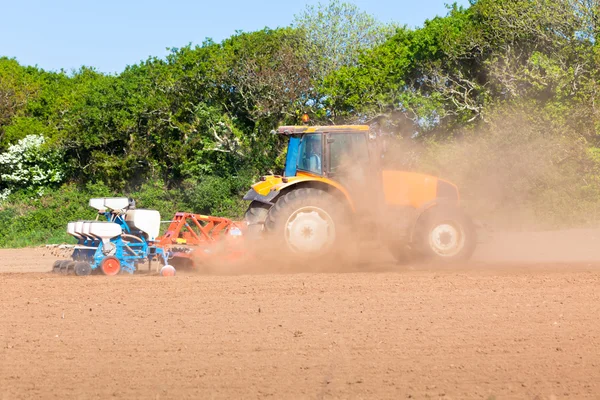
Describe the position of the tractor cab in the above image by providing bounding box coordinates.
[243,125,380,208]
[277,125,374,179]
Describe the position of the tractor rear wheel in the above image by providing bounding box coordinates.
[388,242,412,264]
[264,188,346,260]
[416,207,476,262]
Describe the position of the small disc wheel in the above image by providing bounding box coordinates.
[101,256,121,276]
[52,260,64,273]
[61,260,75,274]
[160,265,176,277]
[417,207,476,262]
[74,261,92,276]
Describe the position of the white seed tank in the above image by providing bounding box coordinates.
[89,197,130,211]
[67,197,160,242]
[67,222,82,239]
[125,210,160,241]
[67,221,122,240]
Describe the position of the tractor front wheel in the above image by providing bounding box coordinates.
[416,207,476,262]
[265,188,345,260]
[244,201,271,239]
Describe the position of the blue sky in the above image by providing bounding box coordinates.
[0,0,469,74]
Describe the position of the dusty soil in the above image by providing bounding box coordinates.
[2,239,600,399]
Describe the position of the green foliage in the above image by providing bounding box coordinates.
[2,0,600,247]
[0,58,42,148]
[293,0,397,122]
[322,4,486,130]
[0,134,65,198]
[181,174,252,218]
[2,117,52,144]
[293,0,397,79]
[0,177,251,248]
[0,183,110,248]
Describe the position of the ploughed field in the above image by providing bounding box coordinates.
[2,241,600,399]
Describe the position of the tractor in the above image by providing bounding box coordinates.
[243,125,477,263]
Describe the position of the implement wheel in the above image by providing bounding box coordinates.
[160,265,176,277]
[74,261,92,276]
[101,256,121,276]
[265,188,345,259]
[62,261,75,275]
[52,260,65,273]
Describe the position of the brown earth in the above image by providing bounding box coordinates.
[2,237,600,399]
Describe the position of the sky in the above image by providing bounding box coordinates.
[0,0,469,74]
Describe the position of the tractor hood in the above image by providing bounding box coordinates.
[381,170,460,209]
[243,170,460,211]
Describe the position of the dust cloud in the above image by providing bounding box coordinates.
[374,109,600,264]
[161,110,600,274]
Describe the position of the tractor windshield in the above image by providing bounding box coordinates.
[297,133,322,175]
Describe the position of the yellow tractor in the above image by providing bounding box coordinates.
[243,125,477,263]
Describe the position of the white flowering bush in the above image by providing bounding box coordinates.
[0,135,65,199]
[0,188,10,202]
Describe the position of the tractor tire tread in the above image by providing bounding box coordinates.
[244,201,270,225]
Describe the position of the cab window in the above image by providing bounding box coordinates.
[329,133,369,174]
[297,134,322,175]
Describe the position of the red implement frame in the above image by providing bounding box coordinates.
[158,212,242,247]
[156,213,247,269]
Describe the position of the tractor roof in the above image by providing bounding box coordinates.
[276,125,369,135]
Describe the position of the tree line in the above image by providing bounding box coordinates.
[1,0,599,246]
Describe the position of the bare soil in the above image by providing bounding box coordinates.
[2,237,600,399]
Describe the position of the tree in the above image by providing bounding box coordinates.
[321,4,481,133]
[293,0,396,78]
[322,0,600,137]
[218,28,313,124]
[292,0,397,122]
[0,58,42,147]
